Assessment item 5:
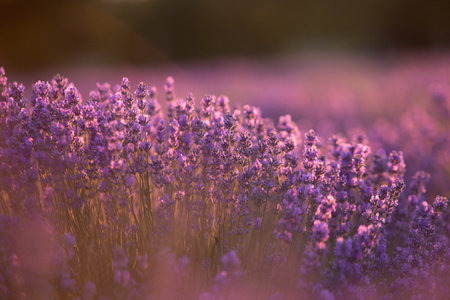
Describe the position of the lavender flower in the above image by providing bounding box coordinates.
[0,67,448,300]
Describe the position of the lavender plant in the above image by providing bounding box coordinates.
[0,67,448,299]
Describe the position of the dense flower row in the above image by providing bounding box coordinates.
[0,67,448,299]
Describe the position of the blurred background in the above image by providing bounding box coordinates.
[1,0,450,71]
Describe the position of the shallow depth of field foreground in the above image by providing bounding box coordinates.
[0,66,449,300]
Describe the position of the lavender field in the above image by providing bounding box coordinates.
[0,54,449,299]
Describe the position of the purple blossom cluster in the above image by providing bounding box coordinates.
[0,66,448,299]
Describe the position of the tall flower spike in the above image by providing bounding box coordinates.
[136,82,149,110]
[121,77,130,96]
[7,82,26,108]
[0,67,8,101]
[50,73,69,100]
[164,76,175,101]
[303,129,319,171]
[31,80,51,106]
[387,151,405,179]
[64,85,81,107]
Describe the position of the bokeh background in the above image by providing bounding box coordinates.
[1,0,450,71]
